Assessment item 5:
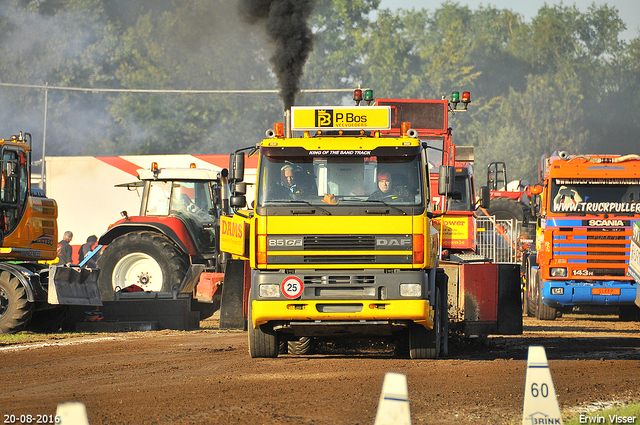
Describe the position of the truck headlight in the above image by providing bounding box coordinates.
[400,283,421,297]
[550,287,564,295]
[550,268,567,278]
[259,284,280,298]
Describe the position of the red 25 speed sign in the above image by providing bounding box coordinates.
[281,276,304,299]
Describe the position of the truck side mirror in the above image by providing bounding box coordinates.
[479,186,490,209]
[438,165,455,196]
[230,195,246,208]
[229,152,245,183]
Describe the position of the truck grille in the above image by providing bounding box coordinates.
[266,234,413,265]
[553,226,630,278]
[304,235,375,251]
[304,275,376,285]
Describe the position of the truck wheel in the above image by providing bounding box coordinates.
[96,231,188,300]
[535,271,557,321]
[410,287,441,359]
[248,304,278,358]
[0,271,33,334]
[25,306,69,333]
[288,337,314,355]
[525,263,537,317]
[619,305,640,321]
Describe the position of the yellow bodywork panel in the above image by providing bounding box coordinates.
[251,299,434,329]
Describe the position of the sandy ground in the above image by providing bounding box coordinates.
[1,315,638,424]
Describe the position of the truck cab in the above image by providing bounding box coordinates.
[224,101,447,359]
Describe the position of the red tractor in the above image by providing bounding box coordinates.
[96,162,247,327]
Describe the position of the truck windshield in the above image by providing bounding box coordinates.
[257,154,424,208]
[550,179,640,214]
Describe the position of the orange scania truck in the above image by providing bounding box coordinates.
[523,151,640,320]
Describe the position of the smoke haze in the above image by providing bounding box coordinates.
[238,0,316,110]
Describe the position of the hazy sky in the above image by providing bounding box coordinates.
[379,0,639,41]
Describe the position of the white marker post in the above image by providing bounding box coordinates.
[522,346,563,425]
[373,372,411,425]
[56,401,90,425]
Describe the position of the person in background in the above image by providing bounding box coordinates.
[78,234,99,267]
[56,230,73,265]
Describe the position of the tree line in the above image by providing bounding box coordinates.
[0,0,638,182]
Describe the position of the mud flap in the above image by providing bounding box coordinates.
[48,266,102,306]
[497,264,522,334]
[219,259,247,330]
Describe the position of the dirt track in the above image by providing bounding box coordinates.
[1,315,639,424]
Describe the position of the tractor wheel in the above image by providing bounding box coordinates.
[483,197,527,222]
[288,337,314,355]
[96,231,188,301]
[410,287,441,359]
[26,306,69,333]
[248,302,278,358]
[0,271,33,334]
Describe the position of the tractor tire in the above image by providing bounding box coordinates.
[248,302,278,358]
[0,271,33,334]
[288,337,314,355]
[96,231,188,301]
[483,197,527,222]
[26,306,69,333]
[410,287,441,359]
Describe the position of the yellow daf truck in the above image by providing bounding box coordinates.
[222,91,453,359]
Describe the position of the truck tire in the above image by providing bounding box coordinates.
[248,304,278,358]
[288,337,314,355]
[410,287,441,359]
[0,271,33,334]
[96,231,188,301]
[524,255,537,317]
[535,270,557,321]
[619,305,640,321]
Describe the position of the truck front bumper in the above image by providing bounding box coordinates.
[541,280,637,307]
[251,299,434,330]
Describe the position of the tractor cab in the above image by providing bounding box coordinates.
[136,165,221,257]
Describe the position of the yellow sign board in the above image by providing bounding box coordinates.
[291,106,391,130]
[219,215,248,258]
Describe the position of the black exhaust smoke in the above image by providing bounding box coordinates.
[238,0,316,111]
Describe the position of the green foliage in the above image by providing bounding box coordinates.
[0,0,637,181]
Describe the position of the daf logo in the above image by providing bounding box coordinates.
[376,237,411,247]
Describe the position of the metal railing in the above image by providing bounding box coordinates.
[476,217,526,264]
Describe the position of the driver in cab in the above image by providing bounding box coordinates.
[368,172,393,201]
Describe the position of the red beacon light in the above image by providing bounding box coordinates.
[190,163,196,168]
[461,91,471,109]
[353,89,363,102]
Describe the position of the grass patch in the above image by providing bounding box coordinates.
[565,403,640,424]
[0,331,99,347]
